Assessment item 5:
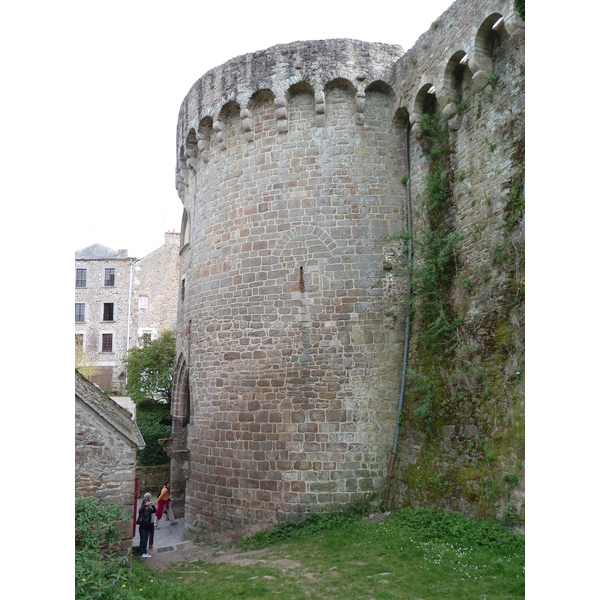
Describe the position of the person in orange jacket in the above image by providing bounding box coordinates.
[155,480,175,527]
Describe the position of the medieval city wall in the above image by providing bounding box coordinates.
[387,0,525,528]
[171,0,525,539]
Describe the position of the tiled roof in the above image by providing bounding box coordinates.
[75,243,119,259]
[75,370,146,449]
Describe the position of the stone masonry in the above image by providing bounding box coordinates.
[75,246,136,393]
[170,0,524,539]
[75,370,146,555]
[133,231,181,341]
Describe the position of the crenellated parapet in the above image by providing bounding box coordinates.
[175,39,404,199]
[175,1,524,199]
[392,0,524,138]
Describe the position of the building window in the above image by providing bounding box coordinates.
[75,334,84,348]
[103,302,114,321]
[75,303,85,322]
[104,268,116,286]
[76,268,87,287]
[139,295,148,309]
[141,332,152,346]
[102,333,113,352]
[181,278,185,302]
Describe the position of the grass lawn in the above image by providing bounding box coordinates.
[124,508,524,599]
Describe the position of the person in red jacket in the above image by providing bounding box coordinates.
[155,480,171,528]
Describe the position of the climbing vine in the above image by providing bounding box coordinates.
[413,111,463,358]
[408,111,463,433]
[395,109,525,524]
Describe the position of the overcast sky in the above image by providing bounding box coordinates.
[5,0,454,259]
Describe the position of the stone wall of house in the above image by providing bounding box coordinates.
[170,0,525,539]
[75,398,138,512]
[133,232,180,343]
[75,397,138,553]
[75,255,134,394]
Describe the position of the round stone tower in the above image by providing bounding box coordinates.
[171,39,409,539]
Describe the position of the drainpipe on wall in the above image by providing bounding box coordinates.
[383,122,413,511]
[125,258,135,386]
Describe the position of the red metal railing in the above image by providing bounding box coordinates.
[132,476,139,537]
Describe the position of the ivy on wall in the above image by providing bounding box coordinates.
[409,110,463,434]
[392,104,525,526]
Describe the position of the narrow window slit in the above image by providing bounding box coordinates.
[299,266,305,293]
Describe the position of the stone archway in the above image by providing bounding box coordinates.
[168,355,191,518]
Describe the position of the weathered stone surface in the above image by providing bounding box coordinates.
[75,371,146,556]
[169,0,525,539]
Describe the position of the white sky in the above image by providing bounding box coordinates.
[6,0,454,259]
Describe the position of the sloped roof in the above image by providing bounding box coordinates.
[75,370,145,449]
[75,243,119,259]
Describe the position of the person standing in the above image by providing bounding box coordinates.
[136,497,156,558]
[143,492,156,549]
[155,480,171,529]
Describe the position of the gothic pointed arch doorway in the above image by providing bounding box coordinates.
[170,354,190,518]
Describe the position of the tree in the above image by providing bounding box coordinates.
[75,341,97,380]
[125,330,176,404]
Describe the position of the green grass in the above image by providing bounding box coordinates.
[122,508,524,599]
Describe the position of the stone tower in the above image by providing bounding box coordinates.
[172,39,408,539]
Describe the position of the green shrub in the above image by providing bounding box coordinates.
[75,496,133,600]
[136,399,172,466]
[125,330,175,404]
[393,507,524,553]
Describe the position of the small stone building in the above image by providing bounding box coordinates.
[75,370,145,552]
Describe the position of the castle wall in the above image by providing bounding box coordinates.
[388,0,525,526]
[172,0,525,538]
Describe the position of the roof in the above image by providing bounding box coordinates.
[75,243,119,260]
[75,370,146,450]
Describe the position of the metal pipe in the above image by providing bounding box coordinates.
[125,258,136,389]
[126,258,134,353]
[383,121,413,510]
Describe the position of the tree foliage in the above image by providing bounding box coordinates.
[125,330,175,404]
[75,342,97,380]
[135,399,172,466]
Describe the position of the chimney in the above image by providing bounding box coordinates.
[165,231,180,246]
[117,249,128,259]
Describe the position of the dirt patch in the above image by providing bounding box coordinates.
[144,542,301,573]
